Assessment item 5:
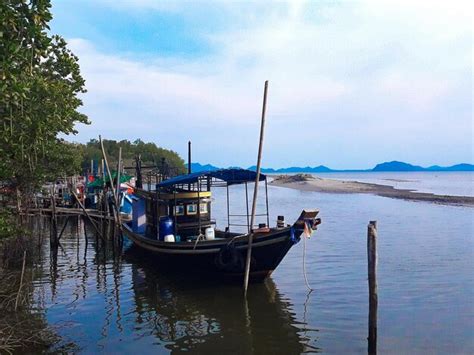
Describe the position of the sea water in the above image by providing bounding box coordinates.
[24,172,474,353]
[315,171,474,197]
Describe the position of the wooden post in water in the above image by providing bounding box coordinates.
[50,187,58,247]
[58,216,70,241]
[243,80,269,295]
[367,220,378,355]
[82,216,89,248]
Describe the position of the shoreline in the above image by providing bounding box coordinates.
[270,174,474,207]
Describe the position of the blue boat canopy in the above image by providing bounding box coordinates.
[157,168,266,188]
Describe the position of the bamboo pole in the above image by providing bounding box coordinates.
[14,251,26,311]
[368,220,378,355]
[115,147,122,205]
[58,216,71,241]
[50,188,58,246]
[115,148,122,226]
[188,141,192,174]
[82,216,89,248]
[71,190,104,241]
[99,136,117,199]
[243,80,269,295]
[99,136,120,227]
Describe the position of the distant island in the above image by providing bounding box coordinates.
[191,161,474,173]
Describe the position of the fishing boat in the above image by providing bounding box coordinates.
[122,168,321,282]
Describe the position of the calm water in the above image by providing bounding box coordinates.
[27,178,473,354]
[312,171,474,197]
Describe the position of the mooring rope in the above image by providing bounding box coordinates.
[302,222,314,291]
[302,289,314,351]
[193,234,205,250]
[226,234,246,247]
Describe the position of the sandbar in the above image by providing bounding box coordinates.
[270,174,474,207]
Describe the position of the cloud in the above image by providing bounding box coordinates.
[66,1,472,168]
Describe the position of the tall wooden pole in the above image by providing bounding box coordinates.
[99,136,119,226]
[50,194,58,247]
[71,190,104,241]
[135,154,142,189]
[188,141,192,191]
[368,220,378,355]
[99,136,116,198]
[115,147,122,206]
[243,80,269,295]
[115,147,123,230]
[188,141,192,174]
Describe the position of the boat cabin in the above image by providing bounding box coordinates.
[133,169,269,241]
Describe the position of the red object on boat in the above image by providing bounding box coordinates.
[88,175,95,182]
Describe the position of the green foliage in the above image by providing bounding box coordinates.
[0,0,185,202]
[0,0,89,198]
[81,139,187,175]
[0,210,17,240]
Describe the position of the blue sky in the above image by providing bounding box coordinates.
[51,1,473,169]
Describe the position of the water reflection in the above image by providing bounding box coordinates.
[125,246,311,354]
[33,217,317,353]
[26,179,474,353]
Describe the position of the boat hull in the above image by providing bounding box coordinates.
[122,223,300,282]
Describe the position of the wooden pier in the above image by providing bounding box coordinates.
[22,207,119,221]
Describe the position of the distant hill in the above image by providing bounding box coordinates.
[190,161,474,173]
[373,161,474,172]
[426,163,474,172]
[372,161,424,171]
[190,162,219,172]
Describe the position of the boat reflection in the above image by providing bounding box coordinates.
[125,245,313,354]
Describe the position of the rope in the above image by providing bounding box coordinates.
[193,234,205,250]
[302,223,314,291]
[226,234,246,246]
[302,289,313,348]
[194,232,246,250]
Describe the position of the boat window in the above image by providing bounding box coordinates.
[186,204,197,215]
[174,205,184,216]
[200,203,208,214]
